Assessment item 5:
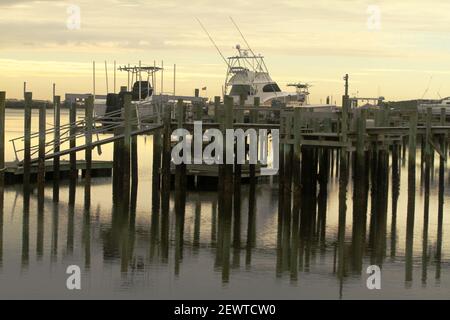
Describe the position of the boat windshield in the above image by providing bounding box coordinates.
[230,85,252,96]
[263,83,281,93]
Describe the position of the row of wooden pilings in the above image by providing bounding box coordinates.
[0,90,448,282]
[0,91,99,209]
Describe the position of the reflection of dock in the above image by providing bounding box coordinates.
[4,160,112,184]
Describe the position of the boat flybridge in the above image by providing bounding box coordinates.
[93,64,206,124]
[224,45,337,111]
[225,45,297,106]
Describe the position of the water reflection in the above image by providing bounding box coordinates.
[0,136,448,299]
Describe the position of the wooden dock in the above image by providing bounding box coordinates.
[3,160,113,185]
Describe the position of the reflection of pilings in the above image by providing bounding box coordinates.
[405,111,418,283]
[174,199,185,276]
[67,202,74,256]
[82,207,91,269]
[246,189,256,269]
[373,148,389,266]
[149,203,160,263]
[299,147,318,272]
[211,199,217,246]
[50,203,59,263]
[351,144,368,274]
[193,195,201,253]
[21,193,30,270]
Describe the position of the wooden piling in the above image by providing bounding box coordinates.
[355,109,367,173]
[152,129,162,212]
[23,92,32,194]
[0,92,5,207]
[214,96,221,123]
[53,96,61,202]
[174,99,186,215]
[233,96,244,222]
[131,108,138,188]
[223,96,234,211]
[405,110,418,282]
[69,102,77,206]
[161,104,172,216]
[122,93,132,207]
[37,102,46,199]
[84,95,94,208]
[249,97,259,217]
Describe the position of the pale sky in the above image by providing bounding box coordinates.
[0,0,450,102]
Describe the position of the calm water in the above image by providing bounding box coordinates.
[0,109,449,299]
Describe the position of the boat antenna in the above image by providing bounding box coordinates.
[421,75,433,99]
[229,16,257,58]
[196,18,230,68]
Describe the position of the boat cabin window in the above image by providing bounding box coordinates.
[230,85,251,96]
[263,83,281,93]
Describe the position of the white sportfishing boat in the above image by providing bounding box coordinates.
[224,45,298,106]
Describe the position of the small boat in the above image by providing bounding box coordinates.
[93,65,206,125]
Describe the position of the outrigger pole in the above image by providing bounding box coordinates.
[196,17,231,69]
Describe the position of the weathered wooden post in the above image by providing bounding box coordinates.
[233,96,245,222]
[84,95,94,208]
[221,95,234,282]
[131,103,138,188]
[53,95,61,202]
[174,99,186,215]
[291,107,302,277]
[37,102,46,200]
[69,102,77,206]
[152,129,162,212]
[223,96,234,209]
[282,113,293,269]
[421,107,432,282]
[214,96,221,123]
[23,92,32,194]
[436,108,446,279]
[355,109,367,174]
[405,110,418,282]
[161,104,172,216]
[249,97,259,218]
[0,92,5,206]
[122,93,132,207]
